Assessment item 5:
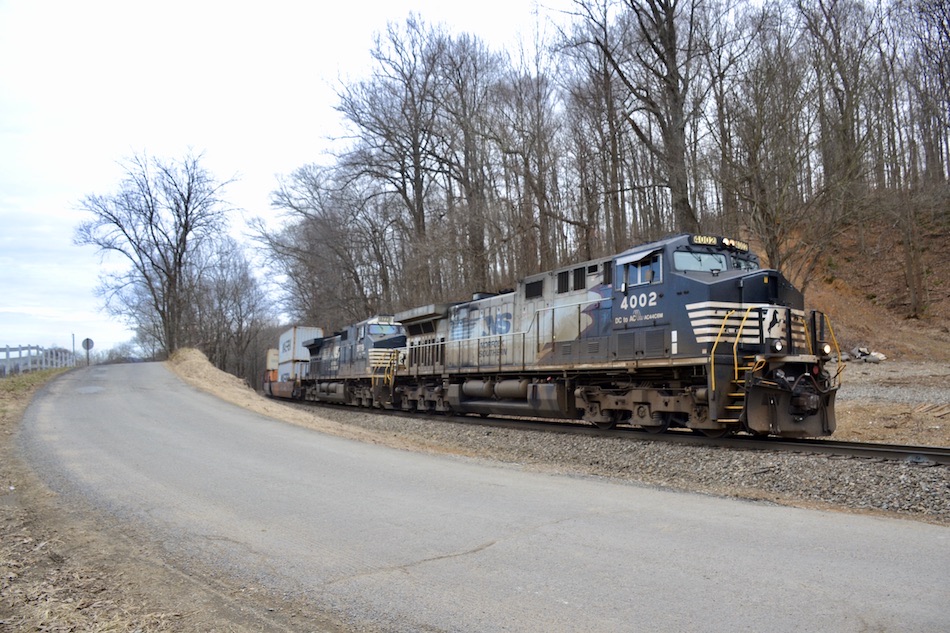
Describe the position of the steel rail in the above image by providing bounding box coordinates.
[611,431,950,465]
[470,418,950,465]
[752,437,950,466]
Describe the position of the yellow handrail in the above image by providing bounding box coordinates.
[824,315,845,387]
[386,350,399,387]
[796,314,813,355]
[709,310,736,395]
[370,350,400,391]
[732,306,759,381]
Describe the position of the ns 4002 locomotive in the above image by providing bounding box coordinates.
[265,234,841,438]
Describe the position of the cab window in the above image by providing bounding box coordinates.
[625,253,662,287]
[673,250,728,273]
[367,324,400,336]
[732,256,759,271]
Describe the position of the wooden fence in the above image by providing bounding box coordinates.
[0,345,76,377]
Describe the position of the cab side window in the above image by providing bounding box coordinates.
[626,254,662,288]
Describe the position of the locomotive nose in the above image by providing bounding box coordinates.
[739,270,801,307]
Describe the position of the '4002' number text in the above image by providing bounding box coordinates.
[620,292,658,310]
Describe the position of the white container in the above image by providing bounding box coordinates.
[277,360,310,382]
[278,326,323,364]
[265,349,279,371]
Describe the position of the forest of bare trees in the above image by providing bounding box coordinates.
[261,0,948,332]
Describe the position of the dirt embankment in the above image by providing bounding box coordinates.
[804,214,950,363]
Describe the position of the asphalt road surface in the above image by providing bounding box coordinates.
[19,363,950,632]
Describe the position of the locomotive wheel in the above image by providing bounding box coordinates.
[694,427,734,438]
[593,409,628,430]
[641,412,670,434]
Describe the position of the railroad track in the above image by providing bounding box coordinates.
[622,430,950,466]
[737,437,950,466]
[440,415,950,465]
[281,399,950,466]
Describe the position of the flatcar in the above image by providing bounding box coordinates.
[265,234,840,438]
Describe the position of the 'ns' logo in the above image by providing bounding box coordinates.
[482,313,512,336]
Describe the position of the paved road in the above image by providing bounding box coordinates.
[20,363,950,632]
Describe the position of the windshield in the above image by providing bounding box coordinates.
[674,250,760,272]
[367,324,401,336]
[674,251,729,272]
[732,256,759,271]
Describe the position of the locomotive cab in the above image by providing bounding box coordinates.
[669,236,838,437]
[358,318,406,352]
[601,234,838,437]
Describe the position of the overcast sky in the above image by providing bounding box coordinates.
[0,0,573,353]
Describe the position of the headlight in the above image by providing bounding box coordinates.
[769,339,784,353]
[820,342,832,357]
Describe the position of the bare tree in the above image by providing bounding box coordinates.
[336,15,445,298]
[434,33,505,291]
[191,237,273,378]
[798,0,878,221]
[488,40,574,276]
[907,0,950,184]
[75,153,232,356]
[260,164,406,330]
[724,2,833,288]
[562,8,635,254]
[871,0,950,317]
[257,0,950,331]
[572,0,711,233]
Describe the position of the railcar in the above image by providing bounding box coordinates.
[268,234,840,438]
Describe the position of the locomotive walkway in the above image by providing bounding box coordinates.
[19,363,950,632]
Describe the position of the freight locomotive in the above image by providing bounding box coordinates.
[264,234,841,437]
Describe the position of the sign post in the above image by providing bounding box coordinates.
[82,338,94,366]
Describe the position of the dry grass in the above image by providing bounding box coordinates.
[834,402,950,446]
[168,349,422,451]
[830,361,950,447]
[1,369,178,631]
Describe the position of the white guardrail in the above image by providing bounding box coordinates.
[0,345,76,376]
